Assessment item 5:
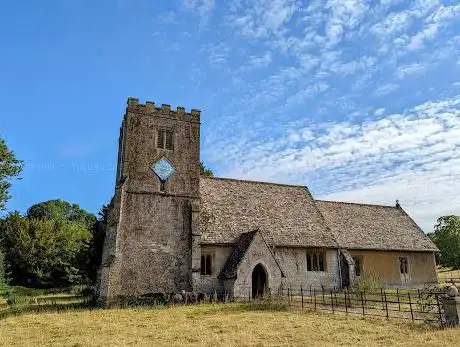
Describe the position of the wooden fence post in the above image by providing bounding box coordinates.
[360,291,365,317]
[397,288,400,311]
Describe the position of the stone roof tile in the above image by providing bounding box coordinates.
[315,200,438,252]
[199,177,338,248]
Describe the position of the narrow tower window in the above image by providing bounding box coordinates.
[157,129,174,150]
[159,180,166,193]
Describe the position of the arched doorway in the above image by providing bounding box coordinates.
[252,264,267,298]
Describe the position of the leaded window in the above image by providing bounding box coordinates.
[201,254,212,276]
[399,256,409,274]
[307,251,326,272]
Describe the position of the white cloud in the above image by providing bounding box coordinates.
[209,95,460,232]
[396,63,426,79]
[374,108,386,116]
[373,83,400,96]
[239,52,273,71]
[227,0,299,39]
[286,82,329,106]
[408,3,460,50]
[182,0,215,25]
[324,0,369,46]
[202,42,230,67]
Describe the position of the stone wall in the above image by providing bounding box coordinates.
[199,245,233,293]
[274,248,340,291]
[197,244,340,297]
[348,250,437,288]
[98,98,201,303]
[233,233,284,298]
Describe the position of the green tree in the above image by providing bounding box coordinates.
[200,162,214,177]
[86,205,107,284]
[0,202,95,288]
[0,138,23,210]
[428,215,460,269]
[27,199,96,230]
[0,248,5,285]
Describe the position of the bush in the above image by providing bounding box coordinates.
[352,273,381,293]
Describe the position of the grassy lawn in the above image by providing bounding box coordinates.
[1,304,459,346]
[0,284,85,313]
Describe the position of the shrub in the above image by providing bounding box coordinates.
[352,273,381,293]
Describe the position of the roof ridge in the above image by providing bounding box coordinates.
[316,199,396,209]
[201,176,307,188]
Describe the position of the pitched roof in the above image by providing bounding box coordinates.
[218,230,257,279]
[315,200,438,252]
[199,177,338,247]
[219,230,285,279]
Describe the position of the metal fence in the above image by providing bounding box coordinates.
[255,287,446,326]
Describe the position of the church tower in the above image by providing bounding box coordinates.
[98,97,201,303]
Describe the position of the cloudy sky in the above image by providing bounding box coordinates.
[0,0,459,232]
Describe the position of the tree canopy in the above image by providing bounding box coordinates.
[27,199,96,230]
[428,215,460,269]
[200,162,214,177]
[0,138,23,210]
[0,200,105,288]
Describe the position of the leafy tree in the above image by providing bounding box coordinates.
[0,248,5,285]
[27,199,96,230]
[0,138,23,210]
[200,162,214,177]
[428,215,460,269]
[86,205,107,284]
[0,202,95,288]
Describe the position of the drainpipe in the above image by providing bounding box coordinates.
[337,249,343,289]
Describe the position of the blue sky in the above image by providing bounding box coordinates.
[0,0,459,232]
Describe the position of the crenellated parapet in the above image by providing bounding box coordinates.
[126,97,200,124]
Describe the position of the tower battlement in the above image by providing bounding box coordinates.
[127,97,200,123]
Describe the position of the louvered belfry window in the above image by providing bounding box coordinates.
[157,129,174,150]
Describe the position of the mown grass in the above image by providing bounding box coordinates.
[1,303,459,346]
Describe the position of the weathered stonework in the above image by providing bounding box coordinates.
[98,97,438,304]
[99,98,200,303]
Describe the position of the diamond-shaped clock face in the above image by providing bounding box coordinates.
[151,157,176,181]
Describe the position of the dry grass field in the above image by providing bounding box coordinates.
[1,304,459,346]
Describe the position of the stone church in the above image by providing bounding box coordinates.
[98,98,438,303]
